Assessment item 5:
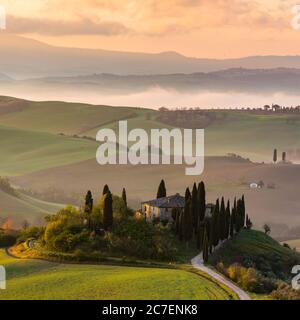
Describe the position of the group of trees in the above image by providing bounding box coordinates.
[273,149,287,163]
[160,180,252,263]
[84,185,128,232]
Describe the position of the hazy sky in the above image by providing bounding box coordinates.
[1,0,300,58]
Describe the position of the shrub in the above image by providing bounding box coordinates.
[17,226,44,244]
[271,282,300,300]
[0,232,16,247]
[217,262,276,293]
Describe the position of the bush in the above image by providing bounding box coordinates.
[271,282,300,300]
[43,206,87,252]
[0,232,16,247]
[17,226,44,244]
[109,217,177,260]
[217,262,276,293]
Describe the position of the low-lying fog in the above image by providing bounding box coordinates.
[1,86,300,109]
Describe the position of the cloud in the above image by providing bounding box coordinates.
[4,0,293,37]
[6,15,130,36]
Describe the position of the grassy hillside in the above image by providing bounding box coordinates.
[0,97,299,178]
[0,98,151,135]
[0,250,233,300]
[0,125,97,176]
[0,189,64,227]
[209,229,300,280]
[205,111,300,162]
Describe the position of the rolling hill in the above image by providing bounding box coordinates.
[0,249,234,300]
[209,229,300,280]
[0,124,98,176]
[0,188,64,227]
[3,34,300,78]
[0,96,299,230]
[7,68,300,96]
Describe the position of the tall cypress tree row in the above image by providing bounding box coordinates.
[103,191,113,230]
[156,179,167,198]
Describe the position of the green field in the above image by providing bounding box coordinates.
[205,111,300,162]
[0,99,143,135]
[0,125,97,176]
[0,250,233,300]
[0,97,299,177]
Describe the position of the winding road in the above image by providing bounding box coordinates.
[191,253,251,300]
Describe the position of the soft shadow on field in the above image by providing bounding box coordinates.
[11,157,300,228]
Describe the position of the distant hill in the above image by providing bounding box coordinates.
[0,188,64,228]
[2,67,300,96]
[3,34,300,78]
[0,73,12,81]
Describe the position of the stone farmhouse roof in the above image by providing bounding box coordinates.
[142,193,185,208]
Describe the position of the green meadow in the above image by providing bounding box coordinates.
[0,125,96,176]
[0,250,233,300]
[0,98,298,177]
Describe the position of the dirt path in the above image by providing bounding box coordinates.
[191,253,251,300]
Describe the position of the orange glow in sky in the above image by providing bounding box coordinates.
[1,0,300,58]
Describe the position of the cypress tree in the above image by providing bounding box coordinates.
[225,200,231,239]
[122,187,127,208]
[212,199,220,247]
[236,199,244,233]
[198,181,206,222]
[103,191,113,230]
[229,212,234,238]
[273,149,277,163]
[191,183,198,232]
[84,190,93,230]
[197,221,205,251]
[156,179,166,198]
[185,187,191,201]
[202,228,209,263]
[246,214,253,230]
[241,195,246,228]
[181,189,193,243]
[220,197,226,241]
[282,152,286,162]
[102,184,110,195]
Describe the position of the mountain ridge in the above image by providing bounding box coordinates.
[2,34,300,78]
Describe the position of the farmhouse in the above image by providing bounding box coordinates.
[141,193,215,222]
